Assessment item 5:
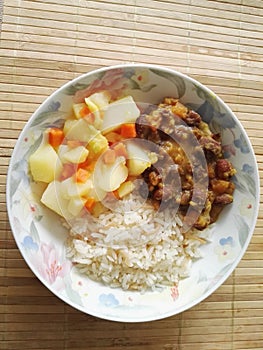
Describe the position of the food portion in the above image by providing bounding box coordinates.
[29,91,236,291]
[29,92,148,219]
[136,97,236,230]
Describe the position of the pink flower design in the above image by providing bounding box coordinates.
[34,242,71,291]
[171,285,179,301]
[73,68,128,103]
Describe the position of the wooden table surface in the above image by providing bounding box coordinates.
[1,1,263,349]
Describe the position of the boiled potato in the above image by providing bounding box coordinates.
[68,197,86,217]
[41,180,70,218]
[125,141,151,176]
[63,119,77,134]
[85,91,111,129]
[60,176,93,198]
[117,180,135,198]
[29,142,62,183]
[87,133,108,156]
[101,96,140,133]
[61,145,89,164]
[72,103,87,119]
[85,91,111,109]
[86,181,107,202]
[94,155,128,192]
[64,119,99,143]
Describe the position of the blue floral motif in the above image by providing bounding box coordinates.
[47,100,61,112]
[242,163,254,175]
[99,293,119,307]
[22,235,39,252]
[219,236,234,247]
[234,134,250,153]
[215,236,236,262]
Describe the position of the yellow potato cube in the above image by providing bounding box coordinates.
[62,145,89,164]
[41,180,70,218]
[117,180,135,198]
[29,142,62,183]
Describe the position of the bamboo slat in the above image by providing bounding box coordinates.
[1,0,263,349]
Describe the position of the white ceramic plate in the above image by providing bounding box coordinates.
[7,64,259,322]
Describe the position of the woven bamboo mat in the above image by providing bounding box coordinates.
[1,0,263,349]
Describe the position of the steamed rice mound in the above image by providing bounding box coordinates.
[66,194,207,291]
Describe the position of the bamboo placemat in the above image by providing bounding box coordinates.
[1,0,263,349]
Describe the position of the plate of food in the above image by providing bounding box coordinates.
[7,64,259,322]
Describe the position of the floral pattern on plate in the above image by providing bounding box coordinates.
[7,64,259,322]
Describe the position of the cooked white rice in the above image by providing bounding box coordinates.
[66,194,207,291]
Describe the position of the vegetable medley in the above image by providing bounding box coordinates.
[29,92,156,220]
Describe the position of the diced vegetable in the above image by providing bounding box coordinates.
[61,145,89,164]
[105,131,123,144]
[85,91,111,109]
[87,133,108,156]
[113,142,128,158]
[117,180,135,198]
[41,181,70,218]
[76,168,90,183]
[48,128,64,148]
[87,183,107,202]
[94,155,128,192]
[84,197,96,212]
[102,96,140,133]
[67,140,84,148]
[60,176,93,198]
[85,91,111,129]
[63,119,77,135]
[73,103,90,119]
[29,140,62,183]
[31,93,155,220]
[91,201,106,217]
[60,163,76,181]
[125,141,151,176]
[120,123,136,138]
[68,197,86,216]
[64,119,99,143]
[103,149,116,164]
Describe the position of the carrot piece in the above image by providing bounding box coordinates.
[84,113,95,124]
[84,197,95,212]
[120,123,136,138]
[112,190,120,200]
[75,168,90,183]
[48,128,64,147]
[103,149,116,164]
[60,163,75,181]
[113,142,128,158]
[67,140,84,148]
[79,105,90,118]
[85,160,96,172]
[105,131,122,144]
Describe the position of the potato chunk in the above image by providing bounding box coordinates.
[29,142,62,183]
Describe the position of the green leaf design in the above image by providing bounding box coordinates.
[233,172,256,198]
[64,72,106,95]
[64,83,90,96]
[25,134,43,159]
[141,84,157,92]
[30,220,40,244]
[64,275,83,306]
[234,215,249,247]
[194,83,222,113]
[30,111,66,128]
[10,177,21,199]
[150,69,186,98]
